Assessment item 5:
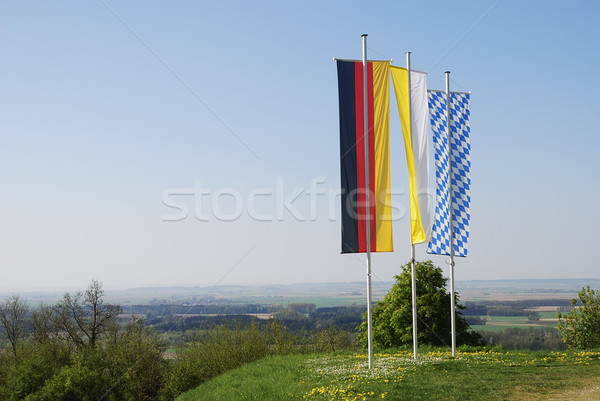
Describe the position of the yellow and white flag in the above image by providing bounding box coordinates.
[391,66,431,244]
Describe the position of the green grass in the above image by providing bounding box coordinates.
[486,316,532,324]
[538,311,559,319]
[473,324,523,332]
[174,354,312,401]
[175,348,600,401]
[470,314,559,332]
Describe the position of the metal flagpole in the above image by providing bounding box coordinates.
[407,51,418,361]
[362,33,374,370]
[445,71,457,357]
[411,243,418,360]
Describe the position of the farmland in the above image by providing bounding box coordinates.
[5,278,597,308]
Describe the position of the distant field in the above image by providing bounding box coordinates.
[526,306,562,312]
[109,278,597,305]
[474,324,521,332]
[231,296,368,308]
[539,311,559,319]
[459,291,579,302]
[471,312,559,333]
[4,278,597,307]
[173,312,273,319]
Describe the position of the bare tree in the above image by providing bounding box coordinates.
[52,279,122,348]
[0,294,30,356]
[31,303,61,343]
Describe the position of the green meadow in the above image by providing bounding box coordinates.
[175,348,600,401]
[470,313,560,334]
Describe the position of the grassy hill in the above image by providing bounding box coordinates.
[175,348,600,401]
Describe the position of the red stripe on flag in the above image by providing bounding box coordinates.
[367,62,377,251]
[354,62,366,252]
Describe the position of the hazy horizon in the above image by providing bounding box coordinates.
[2,276,599,295]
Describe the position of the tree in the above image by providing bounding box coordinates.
[0,295,30,356]
[358,260,484,348]
[103,317,168,401]
[557,286,600,349]
[0,340,72,401]
[51,279,122,348]
[31,304,62,345]
[24,347,107,401]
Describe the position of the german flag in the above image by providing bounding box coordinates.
[337,60,393,253]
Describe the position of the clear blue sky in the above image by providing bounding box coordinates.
[1,1,599,290]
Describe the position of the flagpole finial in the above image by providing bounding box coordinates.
[445,71,451,74]
[361,33,368,37]
[406,51,411,55]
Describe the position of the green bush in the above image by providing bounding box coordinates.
[266,319,297,355]
[165,322,270,397]
[27,348,107,401]
[558,286,600,349]
[103,318,169,401]
[0,341,71,401]
[0,318,169,401]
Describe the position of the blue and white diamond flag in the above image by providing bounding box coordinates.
[427,90,471,257]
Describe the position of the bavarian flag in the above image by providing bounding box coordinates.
[426,90,471,257]
[336,60,393,254]
[390,66,432,245]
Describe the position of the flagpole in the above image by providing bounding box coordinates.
[445,71,456,357]
[406,51,418,361]
[410,243,418,360]
[362,33,374,370]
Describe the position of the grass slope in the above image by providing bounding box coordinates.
[176,348,600,401]
[175,354,310,401]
